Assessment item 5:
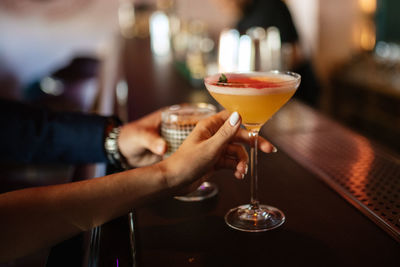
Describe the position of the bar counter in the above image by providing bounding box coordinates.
[86,38,400,267]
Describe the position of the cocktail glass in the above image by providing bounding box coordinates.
[204,71,300,232]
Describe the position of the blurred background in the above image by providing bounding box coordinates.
[0,1,399,265]
[0,0,399,153]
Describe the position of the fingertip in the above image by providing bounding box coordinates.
[259,141,275,153]
[236,161,247,173]
[155,139,167,155]
[234,171,245,180]
[235,161,247,179]
[229,112,240,126]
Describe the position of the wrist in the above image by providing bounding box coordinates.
[155,158,181,193]
[104,117,130,170]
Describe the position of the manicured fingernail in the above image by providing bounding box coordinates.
[156,140,166,154]
[272,146,278,153]
[229,112,239,126]
[245,164,248,175]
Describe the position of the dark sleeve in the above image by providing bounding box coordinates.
[237,0,299,43]
[0,99,109,164]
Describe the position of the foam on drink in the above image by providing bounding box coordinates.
[205,72,298,95]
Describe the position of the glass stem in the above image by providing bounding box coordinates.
[249,130,259,209]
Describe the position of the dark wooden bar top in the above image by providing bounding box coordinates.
[90,37,399,267]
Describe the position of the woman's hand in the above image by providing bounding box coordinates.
[118,109,167,167]
[159,110,274,193]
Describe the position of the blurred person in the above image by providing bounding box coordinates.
[0,100,275,261]
[214,0,320,106]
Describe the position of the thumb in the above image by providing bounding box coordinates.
[142,131,167,155]
[210,112,241,148]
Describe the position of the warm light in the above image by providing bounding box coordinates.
[360,21,376,51]
[260,27,282,71]
[118,0,135,38]
[238,35,252,72]
[266,27,281,51]
[348,137,374,186]
[218,29,240,72]
[354,19,376,51]
[149,11,171,56]
[356,0,377,51]
[358,0,377,14]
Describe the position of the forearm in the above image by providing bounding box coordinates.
[0,163,168,262]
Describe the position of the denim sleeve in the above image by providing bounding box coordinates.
[0,99,109,164]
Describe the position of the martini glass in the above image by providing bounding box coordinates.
[204,71,300,232]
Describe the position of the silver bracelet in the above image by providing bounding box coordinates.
[104,126,130,170]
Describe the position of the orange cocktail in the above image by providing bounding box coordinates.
[205,71,301,232]
[205,72,299,130]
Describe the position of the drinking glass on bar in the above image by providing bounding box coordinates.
[161,103,218,201]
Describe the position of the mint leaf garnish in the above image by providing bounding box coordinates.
[218,73,228,83]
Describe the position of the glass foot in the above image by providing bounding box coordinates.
[174,182,218,202]
[225,204,285,232]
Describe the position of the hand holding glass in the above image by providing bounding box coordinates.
[161,103,218,201]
